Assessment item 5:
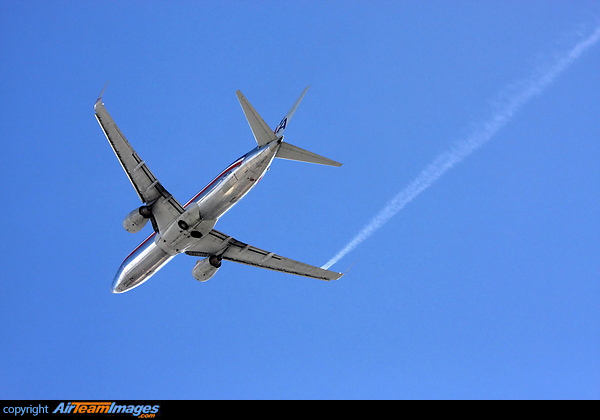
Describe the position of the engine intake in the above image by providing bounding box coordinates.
[192,255,222,282]
[123,206,152,233]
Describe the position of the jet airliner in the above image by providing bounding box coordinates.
[95,86,343,293]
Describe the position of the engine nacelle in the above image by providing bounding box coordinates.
[192,255,222,282]
[123,206,152,233]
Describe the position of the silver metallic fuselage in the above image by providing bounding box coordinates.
[112,140,281,293]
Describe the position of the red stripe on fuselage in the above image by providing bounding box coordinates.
[122,157,244,264]
[183,158,244,208]
[123,231,155,263]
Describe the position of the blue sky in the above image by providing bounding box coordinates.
[1,1,598,399]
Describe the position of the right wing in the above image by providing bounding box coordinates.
[94,96,184,232]
[185,229,343,281]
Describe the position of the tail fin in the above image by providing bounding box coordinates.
[236,86,311,146]
[237,86,342,167]
[273,86,310,137]
[274,86,342,167]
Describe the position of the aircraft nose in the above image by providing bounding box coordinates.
[111,265,127,294]
[111,277,123,294]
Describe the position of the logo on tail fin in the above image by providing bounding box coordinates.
[274,117,287,135]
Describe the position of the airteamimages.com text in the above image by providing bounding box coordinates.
[2,402,161,417]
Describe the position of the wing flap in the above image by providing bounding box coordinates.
[185,229,343,281]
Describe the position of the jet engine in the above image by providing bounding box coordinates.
[192,255,222,282]
[123,206,152,233]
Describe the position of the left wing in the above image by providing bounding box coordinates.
[94,95,185,232]
[185,229,343,281]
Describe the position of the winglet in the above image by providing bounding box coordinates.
[342,259,357,277]
[327,262,352,281]
[95,81,109,109]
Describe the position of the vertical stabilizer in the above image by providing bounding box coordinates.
[273,86,310,138]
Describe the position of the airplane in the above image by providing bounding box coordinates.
[95,86,343,293]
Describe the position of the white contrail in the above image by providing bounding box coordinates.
[323,25,600,270]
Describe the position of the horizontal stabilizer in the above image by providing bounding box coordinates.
[276,142,342,167]
[236,90,277,147]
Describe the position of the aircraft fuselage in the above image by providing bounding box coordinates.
[112,140,281,293]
